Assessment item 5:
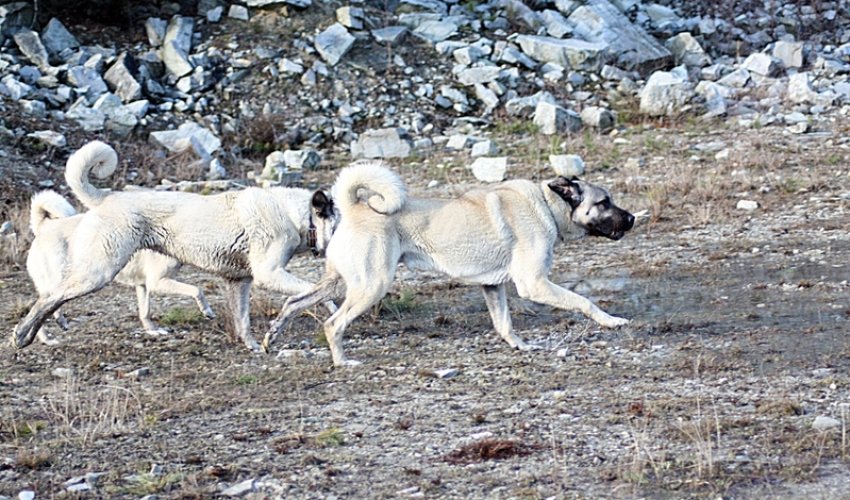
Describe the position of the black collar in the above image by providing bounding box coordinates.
[307,213,318,255]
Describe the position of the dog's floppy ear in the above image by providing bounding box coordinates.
[548,176,583,209]
[311,190,334,219]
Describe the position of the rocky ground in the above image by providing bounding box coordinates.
[2,0,850,498]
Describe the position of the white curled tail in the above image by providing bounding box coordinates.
[332,161,407,218]
[29,190,76,236]
[64,140,118,208]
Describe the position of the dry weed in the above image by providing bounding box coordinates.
[40,376,144,445]
[445,438,536,464]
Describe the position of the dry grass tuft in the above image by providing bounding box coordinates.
[15,447,53,470]
[41,376,144,445]
[445,438,536,464]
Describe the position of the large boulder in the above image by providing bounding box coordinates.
[533,101,582,135]
[568,0,672,75]
[351,128,412,159]
[639,67,694,116]
[665,32,710,68]
[515,35,608,72]
[315,23,355,66]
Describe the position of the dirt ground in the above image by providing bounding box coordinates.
[1,120,850,499]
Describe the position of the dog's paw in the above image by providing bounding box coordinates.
[202,308,216,320]
[335,359,363,368]
[39,336,61,346]
[245,340,263,353]
[601,316,630,328]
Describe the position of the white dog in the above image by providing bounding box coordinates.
[13,140,338,351]
[263,163,635,366]
[27,190,214,343]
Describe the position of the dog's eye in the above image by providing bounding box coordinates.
[596,199,611,209]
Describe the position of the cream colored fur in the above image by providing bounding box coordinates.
[264,163,635,366]
[13,141,338,352]
[26,190,214,343]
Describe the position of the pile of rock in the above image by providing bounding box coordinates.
[0,0,849,183]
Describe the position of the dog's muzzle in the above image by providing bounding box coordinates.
[589,210,635,240]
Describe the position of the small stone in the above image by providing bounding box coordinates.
[283,149,320,170]
[639,67,693,116]
[18,491,35,500]
[145,17,167,47]
[446,134,472,150]
[533,101,582,135]
[336,6,364,30]
[412,20,458,44]
[228,5,249,21]
[351,128,411,159]
[433,368,460,379]
[741,52,781,77]
[206,6,223,23]
[1,221,14,235]
[315,23,355,66]
[27,130,66,147]
[549,154,585,177]
[580,106,615,131]
[812,415,841,431]
[150,122,221,156]
[222,478,256,497]
[471,140,499,157]
[41,18,79,57]
[52,367,73,378]
[623,157,644,169]
[772,40,803,69]
[736,200,758,211]
[371,26,407,44]
[470,157,507,183]
[262,151,287,180]
[125,367,151,380]
[787,122,809,134]
[13,30,50,72]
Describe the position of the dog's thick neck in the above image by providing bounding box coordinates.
[541,180,587,242]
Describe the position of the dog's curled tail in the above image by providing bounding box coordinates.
[65,140,118,208]
[333,161,407,217]
[30,190,76,236]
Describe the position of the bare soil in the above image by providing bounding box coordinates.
[2,120,850,499]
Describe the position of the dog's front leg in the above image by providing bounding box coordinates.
[226,278,258,352]
[519,279,630,328]
[262,274,342,353]
[134,285,165,334]
[481,284,533,350]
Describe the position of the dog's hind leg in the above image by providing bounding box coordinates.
[262,273,343,353]
[225,278,257,351]
[323,281,393,367]
[13,276,115,349]
[481,284,533,350]
[516,277,629,328]
[148,278,215,320]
